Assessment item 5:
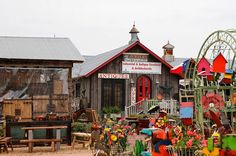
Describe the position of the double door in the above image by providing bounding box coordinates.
[102,79,125,110]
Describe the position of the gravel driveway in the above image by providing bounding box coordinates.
[1,144,94,156]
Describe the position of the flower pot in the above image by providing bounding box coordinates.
[110,113,121,120]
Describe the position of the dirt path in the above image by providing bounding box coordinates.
[1,144,94,156]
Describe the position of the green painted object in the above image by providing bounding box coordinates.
[207,138,214,152]
[222,134,236,150]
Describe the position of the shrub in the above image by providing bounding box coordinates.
[102,107,111,114]
[71,122,92,133]
[111,106,121,114]
[103,106,121,114]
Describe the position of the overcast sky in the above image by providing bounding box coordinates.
[0,0,236,58]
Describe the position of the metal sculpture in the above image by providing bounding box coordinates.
[192,29,236,136]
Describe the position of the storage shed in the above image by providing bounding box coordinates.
[0,36,84,119]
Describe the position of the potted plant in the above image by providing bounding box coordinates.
[110,106,121,119]
[102,106,111,118]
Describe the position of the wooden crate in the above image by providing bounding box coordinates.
[3,99,32,119]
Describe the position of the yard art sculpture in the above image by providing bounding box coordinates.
[192,29,236,154]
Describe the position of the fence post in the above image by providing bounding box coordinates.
[125,106,128,117]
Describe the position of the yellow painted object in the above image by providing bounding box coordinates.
[202,147,219,156]
[224,73,232,79]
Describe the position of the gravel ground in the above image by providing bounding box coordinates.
[1,144,94,156]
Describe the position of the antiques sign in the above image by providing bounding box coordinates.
[131,87,136,105]
[122,61,162,74]
[123,53,148,62]
[98,73,130,79]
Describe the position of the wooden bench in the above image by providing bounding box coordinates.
[0,137,13,153]
[20,139,61,152]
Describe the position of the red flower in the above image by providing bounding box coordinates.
[186,139,193,148]
[201,140,208,147]
[187,130,193,136]
[171,138,178,145]
[192,130,197,136]
[124,125,131,129]
[195,134,201,140]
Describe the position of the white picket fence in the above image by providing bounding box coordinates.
[125,99,179,117]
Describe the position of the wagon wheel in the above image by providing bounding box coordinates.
[193,29,236,134]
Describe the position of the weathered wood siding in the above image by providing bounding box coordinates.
[0,59,73,118]
[3,99,32,119]
[74,45,180,113]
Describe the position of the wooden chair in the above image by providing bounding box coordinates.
[0,137,13,153]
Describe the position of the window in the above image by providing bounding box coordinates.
[102,79,125,110]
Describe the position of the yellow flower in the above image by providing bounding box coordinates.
[100,135,104,140]
[110,134,117,141]
[104,128,110,132]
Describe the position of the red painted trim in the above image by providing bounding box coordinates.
[85,41,173,77]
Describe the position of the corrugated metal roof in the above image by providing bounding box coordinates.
[72,55,94,78]
[168,58,188,67]
[0,36,84,62]
[74,44,130,77]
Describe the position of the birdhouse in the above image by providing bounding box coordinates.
[224,69,233,79]
[197,57,211,75]
[220,69,233,84]
[212,53,227,73]
[180,102,193,126]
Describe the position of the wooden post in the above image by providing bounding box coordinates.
[56,129,61,150]
[51,141,55,152]
[67,67,72,117]
[28,130,33,153]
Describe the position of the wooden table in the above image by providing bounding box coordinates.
[21,126,67,152]
[71,132,91,149]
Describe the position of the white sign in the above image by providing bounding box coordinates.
[98,73,130,79]
[122,61,162,74]
[131,87,136,105]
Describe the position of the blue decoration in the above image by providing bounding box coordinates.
[183,59,190,72]
[180,107,193,118]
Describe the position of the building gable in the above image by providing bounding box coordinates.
[82,41,173,77]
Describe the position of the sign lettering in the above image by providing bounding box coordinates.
[122,61,162,74]
[98,73,130,79]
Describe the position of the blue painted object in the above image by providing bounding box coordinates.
[180,107,193,118]
[141,151,152,156]
[140,128,155,136]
